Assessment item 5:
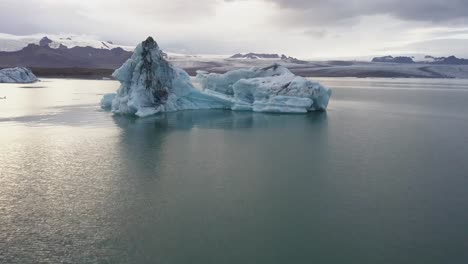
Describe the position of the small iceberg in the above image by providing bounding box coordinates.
[102,37,331,116]
[0,67,38,83]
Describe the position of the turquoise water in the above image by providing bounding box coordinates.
[1,78,468,263]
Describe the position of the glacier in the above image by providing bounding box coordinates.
[0,67,38,83]
[102,37,331,116]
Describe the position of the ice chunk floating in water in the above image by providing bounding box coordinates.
[102,37,230,117]
[196,64,331,113]
[102,37,331,116]
[0,67,38,83]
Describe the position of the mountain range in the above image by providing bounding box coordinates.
[372,55,468,65]
[1,34,468,79]
[0,36,132,69]
[230,53,307,64]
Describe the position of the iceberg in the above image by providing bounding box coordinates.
[102,37,331,117]
[196,64,331,113]
[103,37,230,117]
[0,67,38,83]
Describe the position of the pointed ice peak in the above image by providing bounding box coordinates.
[141,36,161,56]
[143,36,158,49]
[138,36,165,62]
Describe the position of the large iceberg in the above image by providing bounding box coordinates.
[0,67,38,83]
[102,37,230,117]
[102,37,331,116]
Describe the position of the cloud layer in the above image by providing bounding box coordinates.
[1,0,468,58]
[266,0,468,23]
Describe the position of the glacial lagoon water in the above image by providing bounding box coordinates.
[1,78,468,263]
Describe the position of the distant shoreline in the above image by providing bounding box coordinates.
[4,62,468,80]
[28,67,115,80]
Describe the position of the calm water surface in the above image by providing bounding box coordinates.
[1,78,468,263]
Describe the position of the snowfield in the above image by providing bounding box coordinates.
[102,37,331,116]
[0,67,38,83]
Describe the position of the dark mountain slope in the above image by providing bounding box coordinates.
[0,43,132,69]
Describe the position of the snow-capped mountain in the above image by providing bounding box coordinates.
[230,53,282,59]
[0,35,133,69]
[0,34,213,69]
[423,55,468,65]
[371,56,415,63]
[371,54,468,65]
[0,33,135,52]
[229,53,308,64]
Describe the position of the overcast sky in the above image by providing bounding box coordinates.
[1,0,468,58]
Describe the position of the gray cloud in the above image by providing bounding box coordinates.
[0,1,90,35]
[2,0,467,37]
[384,38,468,57]
[265,0,468,26]
[0,0,219,35]
[304,29,328,38]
